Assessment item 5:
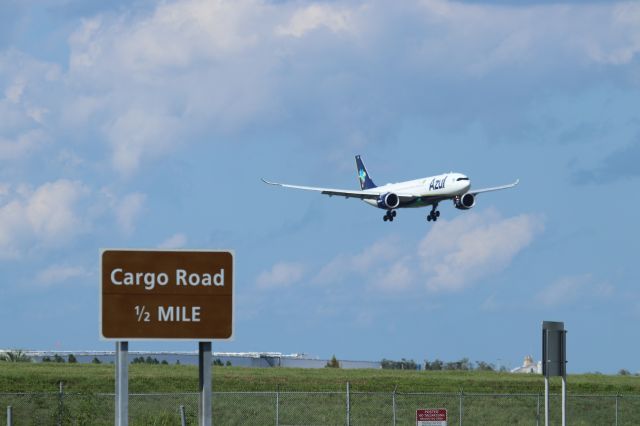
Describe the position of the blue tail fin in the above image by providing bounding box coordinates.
[355,155,376,190]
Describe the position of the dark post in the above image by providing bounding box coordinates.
[542,321,567,426]
[199,342,212,426]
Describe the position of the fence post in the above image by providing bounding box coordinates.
[536,393,540,426]
[58,381,64,426]
[392,385,397,426]
[459,389,463,426]
[346,382,351,426]
[615,393,619,426]
[276,385,279,426]
[6,406,12,426]
[180,405,187,426]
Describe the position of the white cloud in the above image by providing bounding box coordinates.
[0,129,48,160]
[65,0,281,175]
[1,0,638,179]
[0,52,57,163]
[314,236,403,286]
[581,3,640,65]
[0,180,90,258]
[412,0,640,71]
[105,108,182,175]
[4,78,25,103]
[158,233,188,249]
[377,257,415,291]
[418,209,543,292]
[480,295,500,312]
[35,264,92,287]
[115,192,146,235]
[314,209,542,293]
[276,4,354,38]
[26,180,90,242]
[256,261,305,289]
[27,0,632,176]
[536,274,614,307]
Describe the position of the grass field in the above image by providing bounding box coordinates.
[1,363,640,425]
[1,362,639,394]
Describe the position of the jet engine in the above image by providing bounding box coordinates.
[377,192,400,209]
[454,193,475,210]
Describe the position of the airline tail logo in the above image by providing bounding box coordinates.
[355,155,376,190]
[359,168,367,183]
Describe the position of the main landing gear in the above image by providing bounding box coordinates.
[427,204,440,222]
[383,210,397,222]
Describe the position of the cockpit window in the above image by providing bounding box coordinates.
[456,177,469,181]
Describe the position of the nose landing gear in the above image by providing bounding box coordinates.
[383,210,397,222]
[427,204,440,222]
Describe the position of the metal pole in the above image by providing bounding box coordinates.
[199,341,212,426]
[392,385,397,426]
[561,375,566,426]
[544,377,549,426]
[276,385,280,426]
[459,389,463,426]
[115,341,129,426]
[180,405,187,426]
[346,382,350,426]
[58,381,64,426]
[6,406,12,426]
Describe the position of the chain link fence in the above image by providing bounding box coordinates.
[3,389,640,425]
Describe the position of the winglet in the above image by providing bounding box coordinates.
[261,178,279,186]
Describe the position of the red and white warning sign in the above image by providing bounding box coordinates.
[416,409,447,426]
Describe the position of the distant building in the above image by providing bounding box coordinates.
[511,355,542,374]
[2,350,381,369]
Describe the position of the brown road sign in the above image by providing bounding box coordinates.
[100,249,233,340]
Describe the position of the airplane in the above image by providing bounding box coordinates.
[262,155,519,223]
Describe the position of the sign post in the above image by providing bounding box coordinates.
[115,341,128,426]
[542,321,567,426]
[199,342,212,426]
[101,249,234,426]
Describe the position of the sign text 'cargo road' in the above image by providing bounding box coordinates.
[101,250,233,340]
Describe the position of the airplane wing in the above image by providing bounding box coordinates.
[262,178,379,199]
[471,179,519,195]
[261,179,416,202]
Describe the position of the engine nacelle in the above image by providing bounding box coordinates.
[377,192,400,209]
[454,193,475,210]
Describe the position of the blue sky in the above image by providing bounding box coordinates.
[1,0,639,374]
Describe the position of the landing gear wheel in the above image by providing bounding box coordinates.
[427,215,432,222]
[436,211,440,217]
[383,210,396,223]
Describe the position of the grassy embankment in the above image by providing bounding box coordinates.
[1,362,639,394]
[2,364,640,425]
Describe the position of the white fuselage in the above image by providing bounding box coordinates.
[362,172,471,208]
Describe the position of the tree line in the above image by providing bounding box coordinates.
[381,357,508,372]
